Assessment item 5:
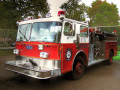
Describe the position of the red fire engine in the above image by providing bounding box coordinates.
[5,11,117,80]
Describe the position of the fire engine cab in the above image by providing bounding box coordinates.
[5,11,117,80]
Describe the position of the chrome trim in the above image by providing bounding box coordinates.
[88,59,105,67]
[15,56,61,69]
[5,56,61,79]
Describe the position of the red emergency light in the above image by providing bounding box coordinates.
[114,30,116,33]
[89,29,94,32]
[58,11,65,16]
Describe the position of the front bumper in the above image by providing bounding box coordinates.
[5,60,61,79]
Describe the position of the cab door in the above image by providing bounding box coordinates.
[61,21,77,73]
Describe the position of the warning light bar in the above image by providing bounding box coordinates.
[58,11,65,16]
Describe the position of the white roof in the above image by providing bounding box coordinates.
[19,17,61,25]
[19,17,88,26]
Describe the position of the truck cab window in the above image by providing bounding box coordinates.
[80,26,88,37]
[64,22,74,36]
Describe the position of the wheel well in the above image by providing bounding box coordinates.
[73,51,88,67]
[110,49,114,56]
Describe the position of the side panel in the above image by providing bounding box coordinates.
[105,42,117,59]
[15,42,60,60]
[94,41,106,60]
[61,43,89,74]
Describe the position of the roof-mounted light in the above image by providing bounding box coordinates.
[58,11,65,17]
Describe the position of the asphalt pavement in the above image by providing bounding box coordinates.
[0,55,120,90]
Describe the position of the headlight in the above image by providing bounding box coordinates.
[38,45,43,50]
[13,49,19,54]
[40,52,48,58]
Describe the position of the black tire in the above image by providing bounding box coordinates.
[107,51,113,65]
[71,56,85,80]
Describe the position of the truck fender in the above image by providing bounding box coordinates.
[72,50,88,71]
[110,49,114,56]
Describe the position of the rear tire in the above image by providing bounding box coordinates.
[107,51,113,65]
[71,56,85,80]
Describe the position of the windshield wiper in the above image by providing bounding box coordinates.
[19,29,28,41]
[19,40,26,46]
[16,29,28,46]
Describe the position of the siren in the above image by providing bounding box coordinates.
[58,11,65,16]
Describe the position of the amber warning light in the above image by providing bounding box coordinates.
[58,11,65,16]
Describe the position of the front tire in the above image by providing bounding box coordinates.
[71,56,85,80]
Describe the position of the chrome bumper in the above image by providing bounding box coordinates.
[5,60,61,79]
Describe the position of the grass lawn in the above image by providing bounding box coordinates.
[0,49,13,56]
[113,51,120,61]
[113,45,120,61]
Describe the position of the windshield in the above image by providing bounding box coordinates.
[31,22,62,43]
[17,24,32,41]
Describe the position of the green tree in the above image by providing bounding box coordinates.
[0,0,50,44]
[0,0,50,29]
[88,0,119,26]
[2,0,50,18]
[0,2,15,29]
[60,0,88,21]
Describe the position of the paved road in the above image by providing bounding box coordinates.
[0,55,120,90]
